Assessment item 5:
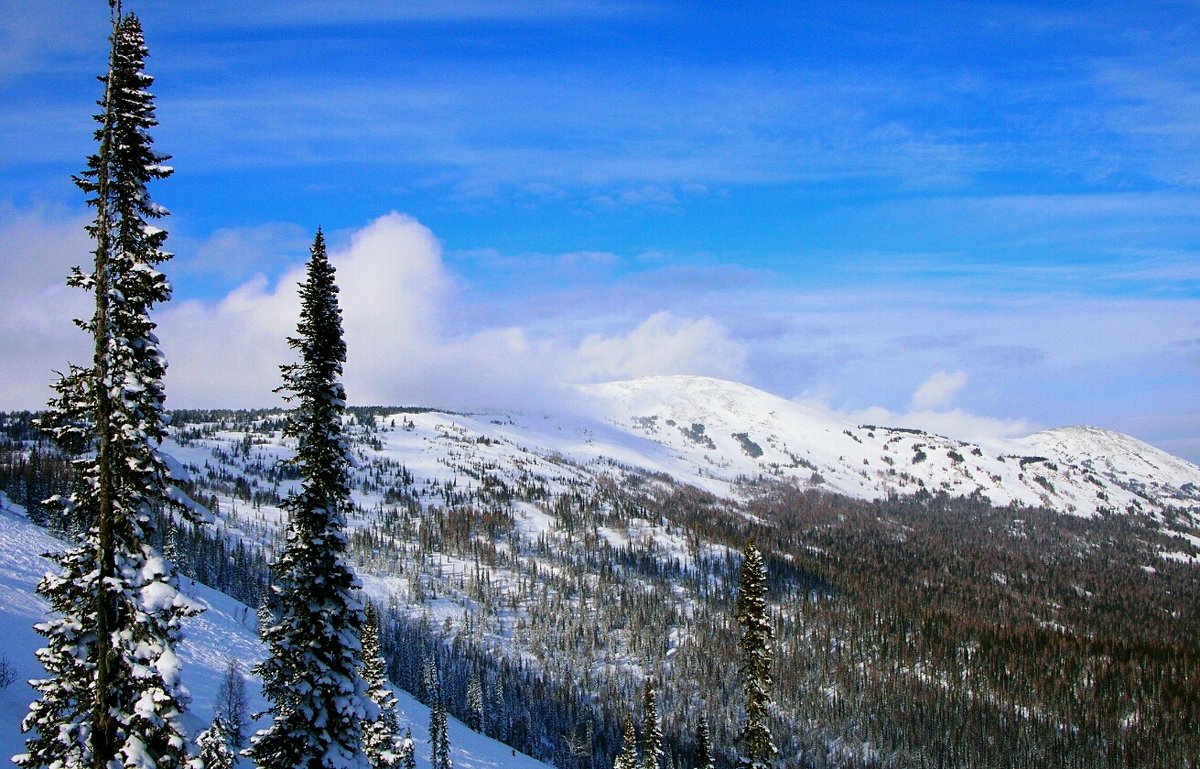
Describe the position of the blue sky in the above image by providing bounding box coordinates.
[2,0,1198,461]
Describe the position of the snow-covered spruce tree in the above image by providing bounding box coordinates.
[255,594,276,635]
[466,669,484,732]
[247,229,373,769]
[16,10,203,769]
[428,678,451,769]
[640,679,663,769]
[196,718,235,769]
[436,702,451,769]
[398,728,414,769]
[421,655,437,705]
[362,604,403,769]
[612,715,638,769]
[487,676,505,741]
[734,542,777,769]
[693,713,714,769]
[214,660,250,749]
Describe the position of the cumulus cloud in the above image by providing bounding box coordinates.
[797,369,1033,449]
[910,369,968,410]
[572,311,747,383]
[792,398,1033,450]
[0,204,93,408]
[161,212,450,407]
[159,273,298,407]
[884,407,1031,448]
[154,212,746,411]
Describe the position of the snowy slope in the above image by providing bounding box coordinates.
[315,375,1199,520]
[159,374,1200,530]
[0,493,552,769]
[577,376,1200,518]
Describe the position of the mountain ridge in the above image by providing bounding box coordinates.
[569,375,1200,519]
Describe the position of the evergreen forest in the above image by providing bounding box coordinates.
[4,408,1197,768]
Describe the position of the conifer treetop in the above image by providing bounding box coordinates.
[249,229,371,769]
[734,541,777,769]
[18,10,198,769]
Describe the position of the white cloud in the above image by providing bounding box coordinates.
[159,274,297,407]
[160,212,450,407]
[155,213,743,412]
[333,212,451,402]
[910,369,968,410]
[897,408,1032,448]
[572,311,746,383]
[797,366,1032,448]
[799,399,1033,450]
[6,205,1195,464]
[0,204,93,408]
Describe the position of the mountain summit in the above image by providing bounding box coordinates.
[574,375,1200,519]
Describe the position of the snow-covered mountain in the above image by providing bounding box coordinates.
[291,374,1198,522]
[4,375,1198,768]
[575,375,1200,518]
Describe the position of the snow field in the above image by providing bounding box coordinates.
[0,500,553,769]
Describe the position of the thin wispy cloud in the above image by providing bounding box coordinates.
[172,0,657,29]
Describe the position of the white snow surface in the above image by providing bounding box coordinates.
[350,375,1197,520]
[0,496,552,769]
[574,376,1200,518]
[181,374,1196,522]
[302,374,1199,520]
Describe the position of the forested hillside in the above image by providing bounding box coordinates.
[4,406,1197,768]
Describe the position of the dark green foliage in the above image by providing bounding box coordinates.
[155,511,270,609]
[679,423,716,450]
[15,12,199,769]
[734,543,776,769]
[362,604,403,769]
[641,679,663,769]
[0,427,71,528]
[732,433,764,459]
[248,231,371,769]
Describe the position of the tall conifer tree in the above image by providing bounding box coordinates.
[640,679,663,769]
[612,715,639,769]
[693,712,715,769]
[427,660,451,769]
[16,8,201,769]
[466,669,484,732]
[734,542,776,769]
[248,230,372,769]
[362,604,402,769]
